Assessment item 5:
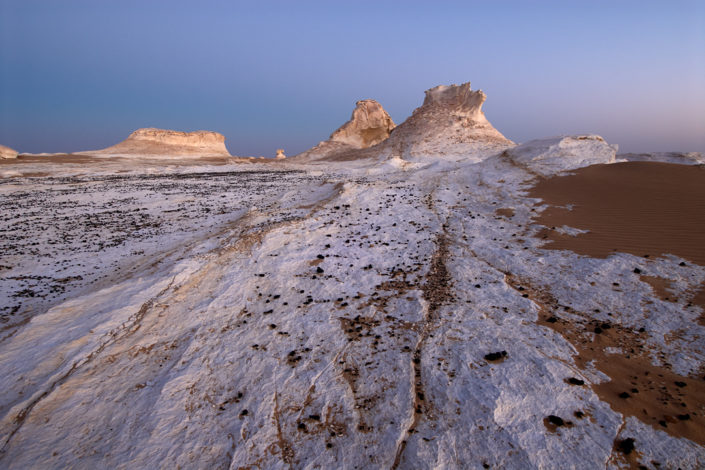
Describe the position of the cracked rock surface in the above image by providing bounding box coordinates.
[0,143,704,469]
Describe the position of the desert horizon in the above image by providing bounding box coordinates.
[1,2,704,469]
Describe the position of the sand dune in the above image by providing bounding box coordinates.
[530,161,705,266]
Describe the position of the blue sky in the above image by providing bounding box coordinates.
[1,0,704,155]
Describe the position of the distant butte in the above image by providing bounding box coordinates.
[81,128,232,158]
[0,144,19,159]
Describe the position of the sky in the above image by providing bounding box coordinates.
[1,0,704,156]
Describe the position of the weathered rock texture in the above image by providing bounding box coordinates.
[329,99,395,148]
[505,135,618,176]
[294,82,513,163]
[293,100,395,162]
[619,151,705,166]
[86,128,231,157]
[378,82,513,161]
[0,145,19,159]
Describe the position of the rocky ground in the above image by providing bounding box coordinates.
[1,141,704,469]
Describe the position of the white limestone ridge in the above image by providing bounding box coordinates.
[84,128,231,157]
[618,151,705,165]
[0,144,19,159]
[505,135,618,176]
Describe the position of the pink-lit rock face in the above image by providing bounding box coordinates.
[379,82,513,161]
[0,144,18,159]
[2,81,704,470]
[294,82,512,163]
[329,99,396,149]
[89,128,231,157]
[421,82,487,117]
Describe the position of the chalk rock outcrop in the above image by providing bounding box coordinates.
[505,135,617,175]
[295,82,513,163]
[275,149,287,159]
[329,99,395,148]
[0,144,19,159]
[618,151,705,166]
[293,100,395,162]
[379,82,513,161]
[85,128,231,157]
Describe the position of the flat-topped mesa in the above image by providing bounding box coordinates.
[0,144,19,159]
[85,128,231,157]
[329,99,396,148]
[128,128,225,147]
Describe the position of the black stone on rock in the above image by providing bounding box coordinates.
[484,351,507,362]
[616,438,635,455]
[547,415,564,426]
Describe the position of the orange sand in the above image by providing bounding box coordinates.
[529,162,705,266]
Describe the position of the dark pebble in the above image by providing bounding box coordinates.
[616,438,635,455]
[547,415,564,426]
[484,351,507,362]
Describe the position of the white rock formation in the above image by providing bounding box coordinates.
[377,82,514,162]
[83,128,231,157]
[505,135,617,175]
[1,82,704,469]
[2,146,704,469]
[618,151,705,165]
[293,100,395,162]
[275,149,287,159]
[0,144,19,159]
[294,82,513,163]
[329,99,395,148]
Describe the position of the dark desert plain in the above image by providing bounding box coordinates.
[2,1,705,469]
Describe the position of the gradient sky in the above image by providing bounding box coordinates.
[1,0,704,156]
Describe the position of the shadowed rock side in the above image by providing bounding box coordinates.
[293,99,395,162]
[80,128,232,157]
[295,82,514,163]
[0,145,19,160]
